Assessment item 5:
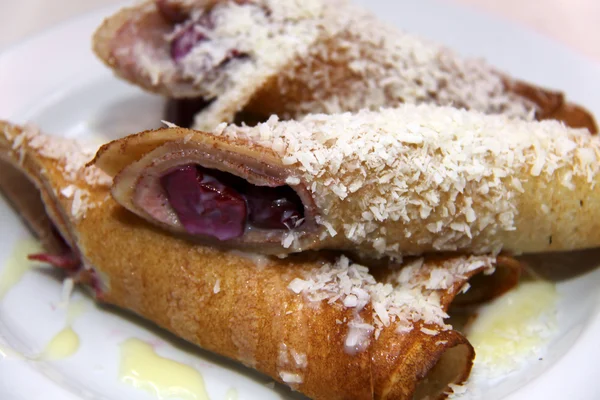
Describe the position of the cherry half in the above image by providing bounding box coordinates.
[245,186,302,230]
[160,165,305,240]
[161,165,247,240]
[170,23,209,61]
[169,11,249,64]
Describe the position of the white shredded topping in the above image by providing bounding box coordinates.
[7,125,113,221]
[282,231,296,249]
[161,120,179,128]
[288,277,307,294]
[267,1,537,123]
[60,277,75,308]
[121,0,541,130]
[288,254,496,345]
[285,176,301,185]
[213,279,221,294]
[344,318,374,355]
[61,185,76,198]
[145,0,547,130]
[290,349,308,369]
[420,327,439,336]
[279,371,303,384]
[217,105,599,256]
[460,283,471,294]
[278,343,289,366]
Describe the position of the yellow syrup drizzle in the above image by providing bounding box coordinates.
[0,237,85,361]
[41,327,80,360]
[0,238,43,299]
[467,280,557,371]
[225,388,238,400]
[119,338,210,400]
[65,299,87,324]
[40,300,86,361]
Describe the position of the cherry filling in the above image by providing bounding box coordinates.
[170,23,209,61]
[160,165,305,240]
[27,236,104,299]
[28,253,80,270]
[28,226,79,271]
[168,7,249,64]
[161,165,247,240]
[244,186,302,230]
[169,12,249,63]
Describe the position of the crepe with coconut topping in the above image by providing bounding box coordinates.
[95,105,600,258]
[1,121,524,400]
[93,0,596,132]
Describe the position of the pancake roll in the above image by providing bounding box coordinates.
[95,105,600,258]
[93,0,596,132]
[1,121,520,399]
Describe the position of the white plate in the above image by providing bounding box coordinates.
[1,1,600,399]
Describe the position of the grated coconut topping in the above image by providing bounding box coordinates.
[125,0,541,129]
[9,125,112,220]
[216,105,599,256]
[136,0,543,129]
[269,0,537,121]
[288,254,496,349]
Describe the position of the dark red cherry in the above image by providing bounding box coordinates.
[244,186,303,230]
[28,253,80,270]
[170,12,215,61]
[170,24,208,61]
[161,165,247,240]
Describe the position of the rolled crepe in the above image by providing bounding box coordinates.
[93,0,596,132]
[0,150,67,254]
[0,121,520,399]
[94,105,600,258]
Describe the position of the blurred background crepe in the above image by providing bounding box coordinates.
[89,0,597,133]
[1,0,598,65]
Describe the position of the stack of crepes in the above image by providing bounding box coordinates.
[1,120,523,400]
[2,102,600,398]
[1,0,599,399]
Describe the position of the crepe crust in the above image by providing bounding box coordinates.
[1,121,525,399]
[92,0,596,133]
[95,106,600,258]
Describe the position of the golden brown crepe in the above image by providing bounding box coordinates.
[94,105,600,258]
[93,0,597,132]
[0,121,520,400]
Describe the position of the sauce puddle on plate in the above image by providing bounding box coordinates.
[0,238,44,299]
[41,327,80,360]
[39,299,86,361]
[2,239,84,361]
[225,387,238,400]
[467,280,557,373]
[120,338,210,400]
